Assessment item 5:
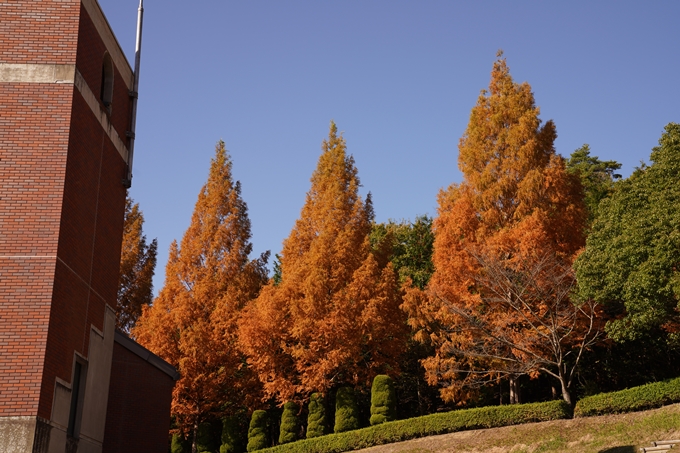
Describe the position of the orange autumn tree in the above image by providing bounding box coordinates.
[117,196,157,332]
[238,122,407,403]
[403,54,596,406]
[134,142,268,449]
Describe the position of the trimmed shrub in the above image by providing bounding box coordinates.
[257,400,571,453]
[279,402,300,444]
[171,433,190,453]
[221,416,245,453]
[197,421,219,452]
[370,375,397,426]
[574,376,680,417]
[334,387,360,433]
[306,393,327,438]
[247,410,269,452]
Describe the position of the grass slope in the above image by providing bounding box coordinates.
[355,403,680,453]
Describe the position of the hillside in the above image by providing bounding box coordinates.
[356,403,680,453]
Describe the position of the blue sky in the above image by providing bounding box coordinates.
[98,0,680,293]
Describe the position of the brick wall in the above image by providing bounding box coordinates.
[0,0,131,421]
[0,81,73,417]
[103,335,177,453]
[0,0,81,65]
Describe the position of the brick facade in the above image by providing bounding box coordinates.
[0,1,176,452]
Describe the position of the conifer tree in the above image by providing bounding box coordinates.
[403,54,594,406]
[278,401,300,444]
[134,142,269,452]
[238,122,407,403]
[305,393,327,438]
[117,196,157,332]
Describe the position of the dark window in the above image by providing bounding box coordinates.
[67,360,86,438]
[100,53,114,110]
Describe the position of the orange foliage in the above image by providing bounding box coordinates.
[403,55,592,405]
[134,142,268,437]
[238,122,407,403]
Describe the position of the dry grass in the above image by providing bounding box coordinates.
[356,403,680,453]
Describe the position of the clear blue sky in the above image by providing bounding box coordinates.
[98,0,680,294]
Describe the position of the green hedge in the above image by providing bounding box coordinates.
[574,376,680,417]
[258,400,571,453]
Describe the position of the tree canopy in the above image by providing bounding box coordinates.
[117,196,157,332]
[238,122,407,403]
[134,142,269,447]
[566,144,622,225]
[575,123,680,343]
[403,55,591,405]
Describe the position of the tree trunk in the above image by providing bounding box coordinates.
[509,375,521,404]
[559,376,573,407]
[191,423,198,453]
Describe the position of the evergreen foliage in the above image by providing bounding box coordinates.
[256,400,571,453]
[334,387,360,433]
[370,375,397,426]
[370,215,434,289]
[574,376,680,417]
[247,410,269,452]
[220,416,244,453]
[171,433,190,453]
[279,402,300,444]
[306,393,326,439]
[575,123,680,343]
[196,421,219,452]
[566,144,622,225]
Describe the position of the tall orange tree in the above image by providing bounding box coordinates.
[134,142,268,450]
[117,196,157,332]
[238,122,407,403]
[403,54,593,406]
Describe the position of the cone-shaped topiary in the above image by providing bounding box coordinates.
[247,410,269,452]
[278,401,300,444]
[306,393,327,438]
[370,374,397,425]
[220,416,244,453]
[171,433,190,453]
[334,387,360,433]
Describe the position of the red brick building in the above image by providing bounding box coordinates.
[0,1,176,452]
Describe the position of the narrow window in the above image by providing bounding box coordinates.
[67,360,86,438]
[100,52,114,110]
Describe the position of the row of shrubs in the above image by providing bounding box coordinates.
[258,399,571,453]
[248,375,399,451]
[573,376,680,417]
[175,375,680,453]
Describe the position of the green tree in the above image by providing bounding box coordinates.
[370,215,434,290]
[370,375,397,426]
[220,416,245,453]
[334,387,359,433]
[247,410,269,452]
[117,196,157,332]
[575,123,680,343]
[566,144,622,225]
[278,402,300,444]
[305,393,327,439]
